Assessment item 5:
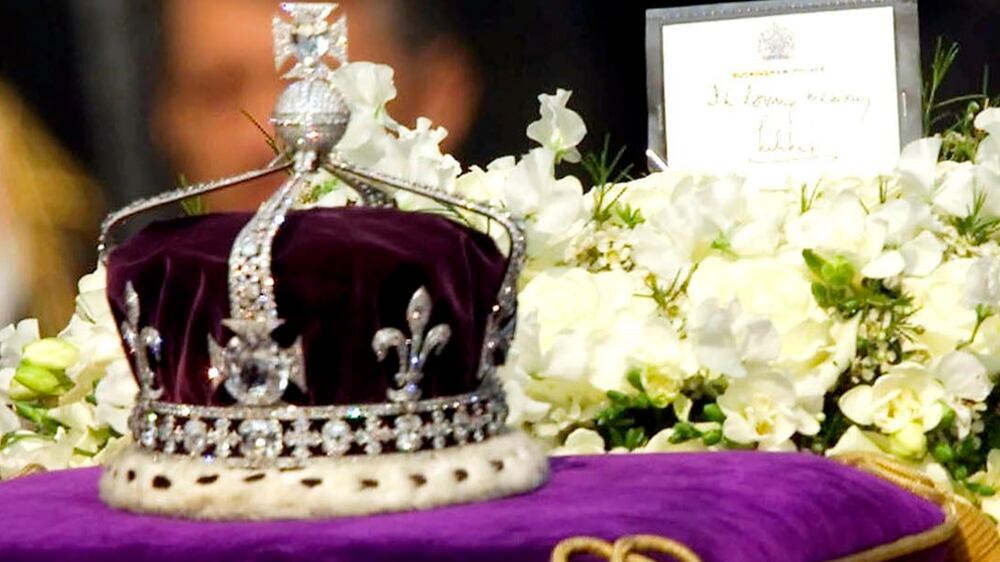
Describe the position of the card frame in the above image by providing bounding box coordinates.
[645,0,922,169]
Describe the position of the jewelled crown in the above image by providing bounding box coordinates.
[97,3,545,520]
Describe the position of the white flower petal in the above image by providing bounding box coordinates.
[862,250,905,279]
[897,136,942,198]
[839,385,875,426]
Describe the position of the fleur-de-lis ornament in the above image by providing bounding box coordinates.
[121,282,164,400]
[373,287,452,403]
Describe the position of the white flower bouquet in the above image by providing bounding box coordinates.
[3,56,1000,523]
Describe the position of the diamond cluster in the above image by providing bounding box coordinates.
[130,392,507,469]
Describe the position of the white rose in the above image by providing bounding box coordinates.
[838,364,946,434]
[717,371,819,450]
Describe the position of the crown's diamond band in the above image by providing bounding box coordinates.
[128,388,507,469]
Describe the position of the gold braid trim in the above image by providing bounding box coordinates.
[833,453,991,562]
[10,464,46,479]
[551,535,701,562]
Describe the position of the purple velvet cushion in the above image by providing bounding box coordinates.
[106,208,506,405]
[0,453,947,561]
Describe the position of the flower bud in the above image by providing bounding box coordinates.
[888,423,927,459]
[22,338,79,372]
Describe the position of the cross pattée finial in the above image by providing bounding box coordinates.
[273,2,348,80]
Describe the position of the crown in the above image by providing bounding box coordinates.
[96,3,546,520]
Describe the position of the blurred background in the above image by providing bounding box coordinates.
[0,0,996,329]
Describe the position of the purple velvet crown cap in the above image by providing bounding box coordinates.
[105,207,507,407]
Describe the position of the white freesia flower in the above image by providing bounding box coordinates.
[970,449,1000,522]
[975,108,1000,164]
[967,257,1000,309]
[785,190,887,270]
[932,351,992,439]
[826,425,888,458]
[906,258,978,357]
[717,371,819,450]
[526,89,586,163]
[551,428,605,456]
[95,359,139,435]
[838,363,946,434]
[331,62,398,120]
[897,136,942,200]
[502,147,586,238]
[688,299,780,379]
[377,117,461,194]
[866,199,944,278]
[0,319,39,371]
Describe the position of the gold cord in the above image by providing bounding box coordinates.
[551,535,701,562]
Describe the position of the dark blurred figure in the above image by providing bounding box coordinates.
[1,0,997,209]
[152,0,482,211]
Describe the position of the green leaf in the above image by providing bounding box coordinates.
[13,401,66,436]
[0,431,53,451]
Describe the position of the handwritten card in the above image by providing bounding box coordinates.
[648,1,921,180]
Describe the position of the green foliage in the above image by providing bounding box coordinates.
[596,370,667,450]
[12,401,65,437]
[177,175,207,217]
[614,204,645,228]
[0,431,53,452]
[950,190,1000,247]
[803,250,914,319]
[639,272,690,319]
[595,370,727,451]
[581,136,634,226]
[923,38,997,162]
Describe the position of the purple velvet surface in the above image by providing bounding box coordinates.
[0,453,947,562]
[106,208,506,406]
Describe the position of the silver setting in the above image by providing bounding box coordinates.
[121,282,163,401]
[373,287,452,405]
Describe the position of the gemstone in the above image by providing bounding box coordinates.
[138,413,158,448]
[157,415,177,448]
[452,407,471,444]
[394,414,423,452]
[321,420,351,456]
[209,419,237,458]
[425,409,450,449]
[294,30,331,63]
[285,417,320,459]
[238,419,284,461]
[183,419,208,455]
[357,418,391,455]
[223,341,290,406]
